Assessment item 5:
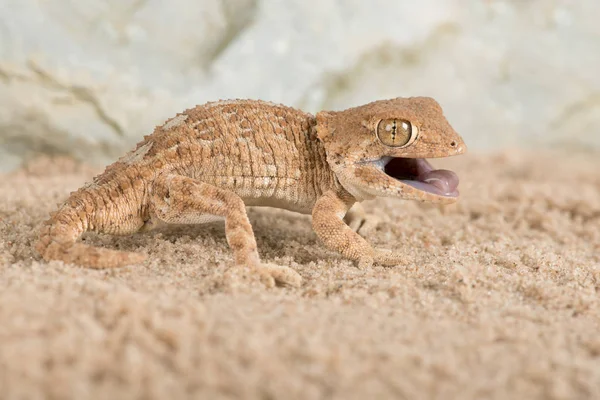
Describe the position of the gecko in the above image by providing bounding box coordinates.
[35,97,466,287]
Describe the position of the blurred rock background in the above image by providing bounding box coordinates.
[1,0,598,171]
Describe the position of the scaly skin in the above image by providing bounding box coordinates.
[36,98,466,287]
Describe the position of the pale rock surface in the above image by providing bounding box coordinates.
[1,0,599,170]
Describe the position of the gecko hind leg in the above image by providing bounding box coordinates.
[150,174,302,288]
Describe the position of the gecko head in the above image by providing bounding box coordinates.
[316,97,467,204]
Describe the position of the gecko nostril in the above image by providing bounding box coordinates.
[450,141,457,147]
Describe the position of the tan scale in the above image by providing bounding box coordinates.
[36,98,466,287]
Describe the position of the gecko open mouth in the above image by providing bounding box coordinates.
[380,157,459,197]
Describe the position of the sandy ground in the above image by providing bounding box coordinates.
[1,150,599,400]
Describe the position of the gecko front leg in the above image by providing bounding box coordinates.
[312,190,404,269]
[150,174,302,288]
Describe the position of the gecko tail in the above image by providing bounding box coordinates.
[35,208,146,269]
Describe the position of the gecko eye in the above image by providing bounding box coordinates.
[376,119,418,148]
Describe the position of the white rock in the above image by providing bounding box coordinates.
[0,0,598,171]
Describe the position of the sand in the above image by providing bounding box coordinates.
[0,150,599,400]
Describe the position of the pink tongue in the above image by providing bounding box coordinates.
[417,169,459,194]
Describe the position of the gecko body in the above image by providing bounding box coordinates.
[36,98,466,287]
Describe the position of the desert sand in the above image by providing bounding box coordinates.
[1,150,599,399]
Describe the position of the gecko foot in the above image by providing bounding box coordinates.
[223,263,302,289]
[374,249,406,267]
[258,263,303,287]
